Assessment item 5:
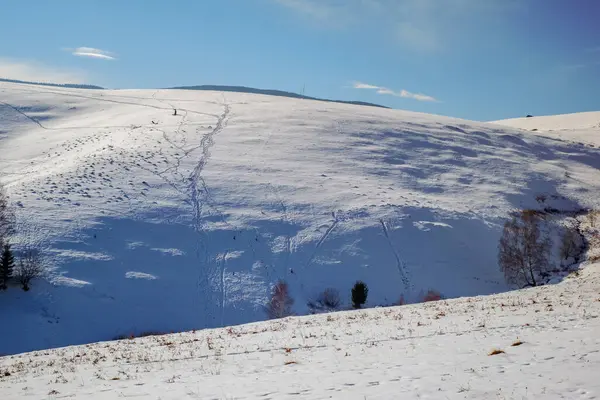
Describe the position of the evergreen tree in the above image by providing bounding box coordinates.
[351,281,368,309]
[0,242,15,290]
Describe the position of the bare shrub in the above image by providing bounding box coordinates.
[266,280,294,319]
[422,290,443,302]
[15,247,44,291]
[560,227,582,261]
[397,294,406,306]
[308,288,341,314]
[498,212,551,288]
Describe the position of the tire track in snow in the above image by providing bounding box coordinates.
[379,219,411,292]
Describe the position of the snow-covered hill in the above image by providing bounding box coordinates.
[1,81,600,355]
[492,111,600,146]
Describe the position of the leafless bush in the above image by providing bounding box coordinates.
[498,212,551,288]
[266,280,294,319]
[15,247,44,291]
[397,294,406,306]
[422,290,443,302]
[308,288,341,313]
[560,227,582,261]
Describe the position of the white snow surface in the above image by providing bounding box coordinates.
[492,111,600,146]
[1,82,600,356]
[1,263,599,399]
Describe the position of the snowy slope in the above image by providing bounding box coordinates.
[1,82,600,355]
[1,262,599,399]
[492,111,600,146]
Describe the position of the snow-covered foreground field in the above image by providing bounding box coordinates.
[1,82,600,356]
[1,262,599,399]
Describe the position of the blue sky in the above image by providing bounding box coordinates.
[0,0,599,121]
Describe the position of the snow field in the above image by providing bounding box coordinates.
[1,82,600,357]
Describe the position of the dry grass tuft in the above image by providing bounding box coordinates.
[488,349,506,356]
[511,340,524,347]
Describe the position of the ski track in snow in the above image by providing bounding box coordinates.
[189,101,230,232]
[304,211,339,270]
[379,218,411,292]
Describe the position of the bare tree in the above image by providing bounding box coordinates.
[559,226,582,261]
[266,280,294,319]
[15,247,44,291]
[308,288,341,314]
[498,212,551,288]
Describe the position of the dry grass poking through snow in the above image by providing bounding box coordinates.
[0,261,599,399]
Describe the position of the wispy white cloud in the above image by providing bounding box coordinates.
[352,81,438,102]
[65,47,116,60]
[353,82,380,90]
[0,58,86,84]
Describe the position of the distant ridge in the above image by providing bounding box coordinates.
[0,79,387,109]
[170,85,390,109]
[0,77,104,90]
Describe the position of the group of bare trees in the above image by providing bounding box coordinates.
[498,209,584,288]
[498,211,550,288]
[0,185,44,292]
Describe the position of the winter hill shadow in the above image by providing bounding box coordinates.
[0,206,508,355]
[344,123,600,187]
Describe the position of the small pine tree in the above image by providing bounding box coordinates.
[351,281,368,309]
[0,242,15,290]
